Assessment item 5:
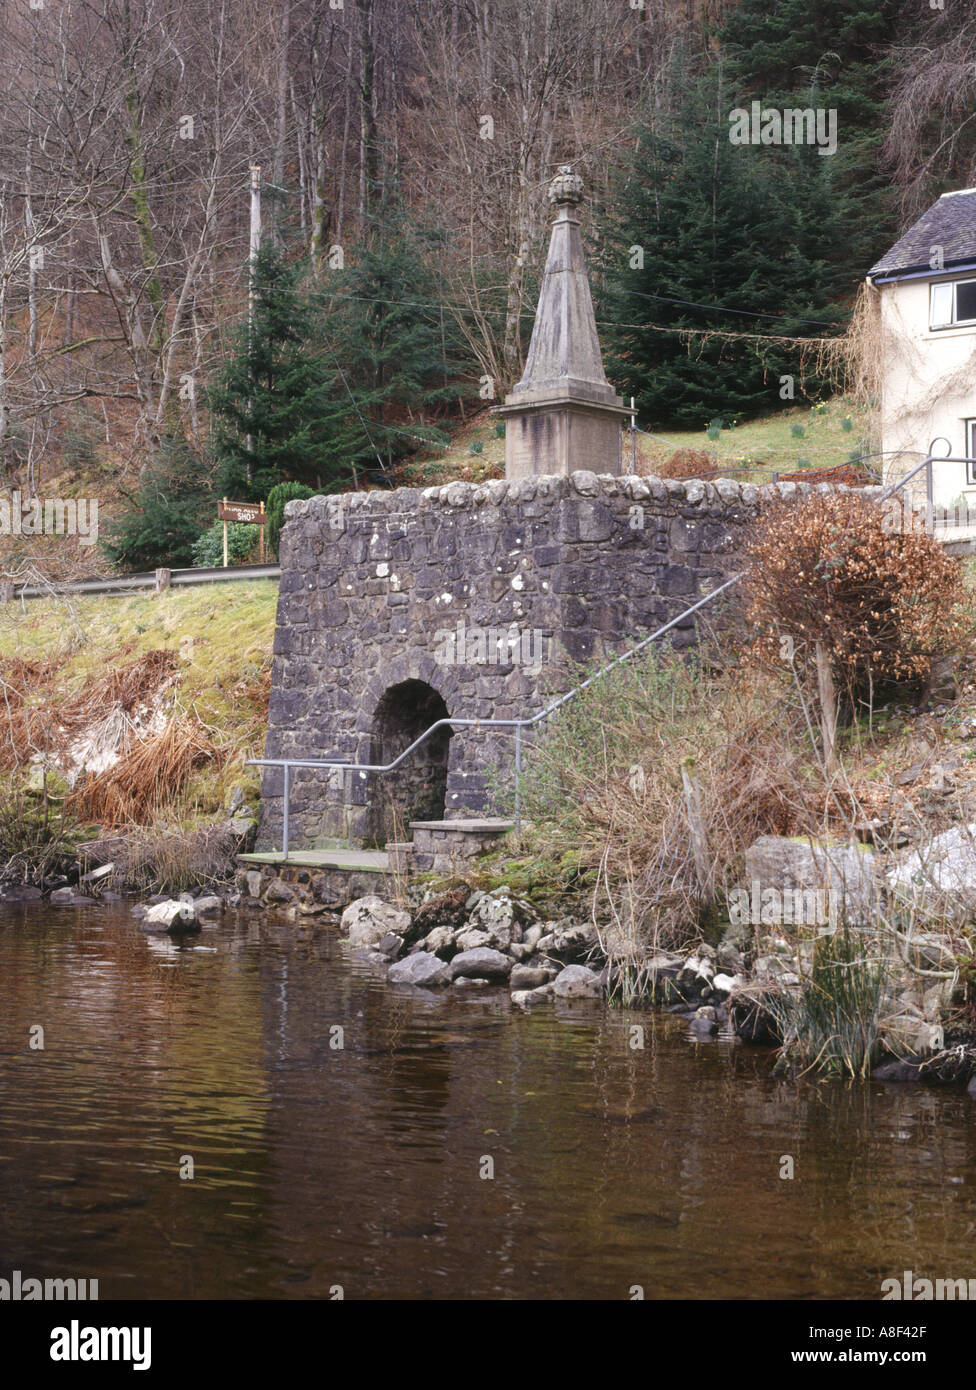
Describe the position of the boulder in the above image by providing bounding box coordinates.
[192,894,223,916]
[454,928,492,953]
[744,835,881,924]
[421,925,457,958]
[244,870,263,899]
[511,983,555,1007]
[141,899,199,935]
[464,890,532,950]
[341,895,411,947]
[449,947,512,982]
[263,878,296,905]
[387,952,450,988]
[510,964,552,991]
[552,964,604,999]
[887,825,976,924]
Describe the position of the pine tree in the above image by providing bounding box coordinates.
[207,242,357,500]
[599,67,849,428]
[320,201,469,482]
[720,0,899,269]
[101,434,213,571]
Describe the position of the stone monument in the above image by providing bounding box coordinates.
[492,166,630,480]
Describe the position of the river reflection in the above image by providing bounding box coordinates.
[0,902,974,1299]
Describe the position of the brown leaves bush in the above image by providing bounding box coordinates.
[743,492,969,697]
[658,448,716,479]
[67,719,225,826]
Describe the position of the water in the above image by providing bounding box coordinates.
[1,901,974,1300]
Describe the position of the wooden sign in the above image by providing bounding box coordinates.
[219,497,266,566]
[218,499,266,525]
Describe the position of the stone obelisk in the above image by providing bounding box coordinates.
[493,166,629,481]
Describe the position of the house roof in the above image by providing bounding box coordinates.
[868,189,976,280]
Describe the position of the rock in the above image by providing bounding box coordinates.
[510,964,552,991]
[449,947,512,981]
[454,928,492,953]
[511,983,555,1007]
[421,925,457,958]
[552,964,603,999]
[522,924,543,951]
[744,834,881,924]
[341,895,411,947]
[263,878,296,905]
[967,1075,976,1098]
[464,890,532,950]
[887,825,976,925]
[729,991,782,1046]
[453,976,491,988]
[375,933,404,960]
[193,894,223,916]
[872,1058,925,1083]
[141,899,200,935]
[387,952,450,988]
[244,870,263,899]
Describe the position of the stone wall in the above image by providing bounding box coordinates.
[259,470,860,851]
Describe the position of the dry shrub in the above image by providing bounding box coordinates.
[777,462,875,487]
[68,719,226,826]
[743,492,969,700]
[83,823,242,894]
[0,657,65,770]
[59,649,179,734]
[518,643,819,978]
[658,448,717,480]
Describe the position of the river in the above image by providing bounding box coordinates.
[1,901,973,1300]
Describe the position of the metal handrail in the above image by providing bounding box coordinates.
[249,573,743,856]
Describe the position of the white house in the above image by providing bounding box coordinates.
[867,187,976,510]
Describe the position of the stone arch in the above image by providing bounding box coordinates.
[364,679,452,847]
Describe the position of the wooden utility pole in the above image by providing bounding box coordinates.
[247,165,262,484]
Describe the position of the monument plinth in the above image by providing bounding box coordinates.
[492,166,629,480]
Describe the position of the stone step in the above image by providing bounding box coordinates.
[408,818,514,872]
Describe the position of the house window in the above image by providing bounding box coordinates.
[930,278,976,329]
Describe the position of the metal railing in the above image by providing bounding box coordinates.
[249,573,743,858]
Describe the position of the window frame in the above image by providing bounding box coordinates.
[930,277,976,330]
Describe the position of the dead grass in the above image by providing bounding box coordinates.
[67,718,227,826]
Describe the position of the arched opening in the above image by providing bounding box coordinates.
[366,680,451,846]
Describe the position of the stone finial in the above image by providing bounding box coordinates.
[548,165,584,208]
